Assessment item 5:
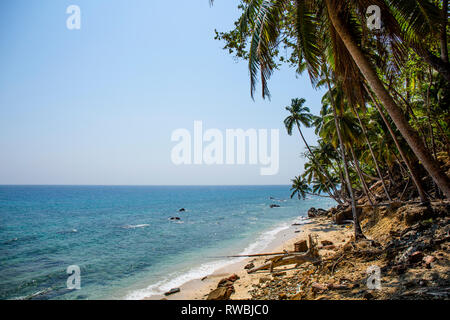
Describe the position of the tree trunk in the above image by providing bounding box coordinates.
[352,105,392,202]
[324,71,365,240]
[349,144,375,206]
[325,0,450,200]
[441,0,449,63]
[366,86,428,202]
[297,122,342,203]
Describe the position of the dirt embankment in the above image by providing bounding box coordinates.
[207,200,449,300]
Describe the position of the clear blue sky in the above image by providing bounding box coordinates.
[0,0,326,185]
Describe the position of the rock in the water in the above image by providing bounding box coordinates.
[308,207,317,218]
[164,288,180,296]
[270,204,280,208]
[178,208,186,212]
[169,217,181,220]
[207,287,233,300]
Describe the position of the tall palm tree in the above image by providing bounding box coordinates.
[290,176,311,200]
[323,0,450,199]
[284,98,342,203]
[212,0,450,199]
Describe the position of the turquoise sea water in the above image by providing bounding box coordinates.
[0,185,334,300]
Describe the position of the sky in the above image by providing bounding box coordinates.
[0,0,326,185]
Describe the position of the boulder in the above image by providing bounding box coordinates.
[164,288,180,296]
[334,207,361,225]
[207,287,233,300]
[321,240,334,246]
[408,251,424,264]
[270,204,280,208]
[244,262,255,270]
[308,207,317,218]
[178,208,186,212]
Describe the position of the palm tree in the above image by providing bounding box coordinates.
[284,98,342,203]
[212,0,450,199]
[290,176,311,200]
[323,0,450,199]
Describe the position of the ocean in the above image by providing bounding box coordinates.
[0,185,334,300]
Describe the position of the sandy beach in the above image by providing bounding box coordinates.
[144,216,353,300]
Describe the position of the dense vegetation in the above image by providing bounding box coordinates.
[212,0,450,239]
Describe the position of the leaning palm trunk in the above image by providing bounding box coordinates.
[349,145,375,206]
[441,0,449,63]
[296,122,342,203]
[325,72,364,239]
[365,86,428,202]
[325,0,450,200]
[352,105,392,201]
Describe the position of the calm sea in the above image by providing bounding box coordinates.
[0,185,334,300]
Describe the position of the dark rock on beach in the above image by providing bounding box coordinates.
[164,288,180,296]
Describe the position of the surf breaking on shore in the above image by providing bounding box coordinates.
[124,216,312,300]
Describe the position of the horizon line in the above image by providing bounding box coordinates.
[0,184,291,187]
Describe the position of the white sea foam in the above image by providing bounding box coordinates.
[121,224,150,229]
[124,216,304,300]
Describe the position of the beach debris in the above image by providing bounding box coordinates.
[244,262,255,270]
[408,251,424,264]
[247,234,320,274]
[308,208,328,218]
[270,204,280,208]
[278,293,287,300]
[311,282,328,292]
[207,274,239,300]
[294,240,308,253]
[164,288,180,296]
[259,277,270,284]
[201,276,208,281]
[207,287,233,300]
[423,255,436,268]
[321,240,334,246]
[272,272,286,277]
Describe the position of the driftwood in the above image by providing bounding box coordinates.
[248,234,321,274]
[210,250,292,259]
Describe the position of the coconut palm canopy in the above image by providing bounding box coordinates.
[212,0,450,239]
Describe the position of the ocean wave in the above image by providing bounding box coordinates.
[121,224,150,229]
[124,219,295,300]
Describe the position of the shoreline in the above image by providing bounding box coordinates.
[143,215,349,300]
